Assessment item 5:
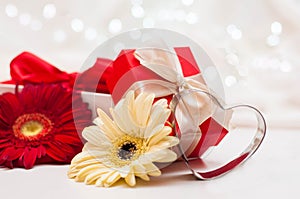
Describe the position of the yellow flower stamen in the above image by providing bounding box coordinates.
[21,121,43,136]
[13,113,53,140]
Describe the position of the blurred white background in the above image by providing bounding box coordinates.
[0,0,299,128]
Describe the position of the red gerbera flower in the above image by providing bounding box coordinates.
[0,84,92,169]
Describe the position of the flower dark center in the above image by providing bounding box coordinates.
[13,113,53,140]
[118,141,137,160]
[109,135,145,167]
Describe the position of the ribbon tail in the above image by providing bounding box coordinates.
[9,52,72,84]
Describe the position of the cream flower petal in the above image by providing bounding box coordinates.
[96,108,124,140]
[125,172,136,187]
[152,108,171,130]
[82,126,111,146]
[118,165,131,178]
[147,126,172,146]
[133,159,151,181]
[75,164,107,182]
[105,171,121,187]
[146,149,178,163]
[70,151,104,165]
[153,98,168,108]
[95,170,121,187]
[82,142,112,153]
[95,170,116,187]
[152,99,170,116]
[109,108,135,137]
[84,150,109,160]
[144,163,161,176]
[134,92,155,127]
[69,151,110,175]
[68,91,180,187]
[69,157,102,171]
[132,161,147,175]
[110,91,137,133]
[93,117,103,126]
[93,116,124,137]
[136,173,150,181]
[143,124,164,139]
[144,100,171,138]
[148,136,180,151]
[138,154,153,165]
[84,168,110,185]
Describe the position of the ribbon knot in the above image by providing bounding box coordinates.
[134,48,209,93]
[134,48,214,126]
[176,74,188,92]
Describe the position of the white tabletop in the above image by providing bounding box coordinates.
[0,127,298,199]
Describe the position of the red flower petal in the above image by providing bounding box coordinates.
[0,83,92,168]
[0,93,22,127]
[3,147,24,161]
[23,147,38,169]
[0,140,11,148]
[0,158,6,166]
[55,134,82,146]
[36,145,46,158]
[46,142,68,162]
[0,150,8,163]
[54,111,73,126]
[3,160,13,169]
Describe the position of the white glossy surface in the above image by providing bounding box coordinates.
[0,128,298,199]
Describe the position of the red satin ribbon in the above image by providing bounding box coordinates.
[2,52,111,93]
[75,58,112,93]
[183,152,250,179]
[106,47,201,98]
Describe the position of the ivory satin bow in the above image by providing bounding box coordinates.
[133,48,216,129]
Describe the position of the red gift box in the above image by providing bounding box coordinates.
[104,47,229,158]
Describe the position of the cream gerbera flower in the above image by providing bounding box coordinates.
[68,91,179,187]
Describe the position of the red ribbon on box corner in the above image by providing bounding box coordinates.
[105,47,229,159]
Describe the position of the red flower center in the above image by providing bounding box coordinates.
[13,113,53,140]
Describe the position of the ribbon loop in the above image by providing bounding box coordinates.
[134,47,215,129]
[134,48,208,94]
